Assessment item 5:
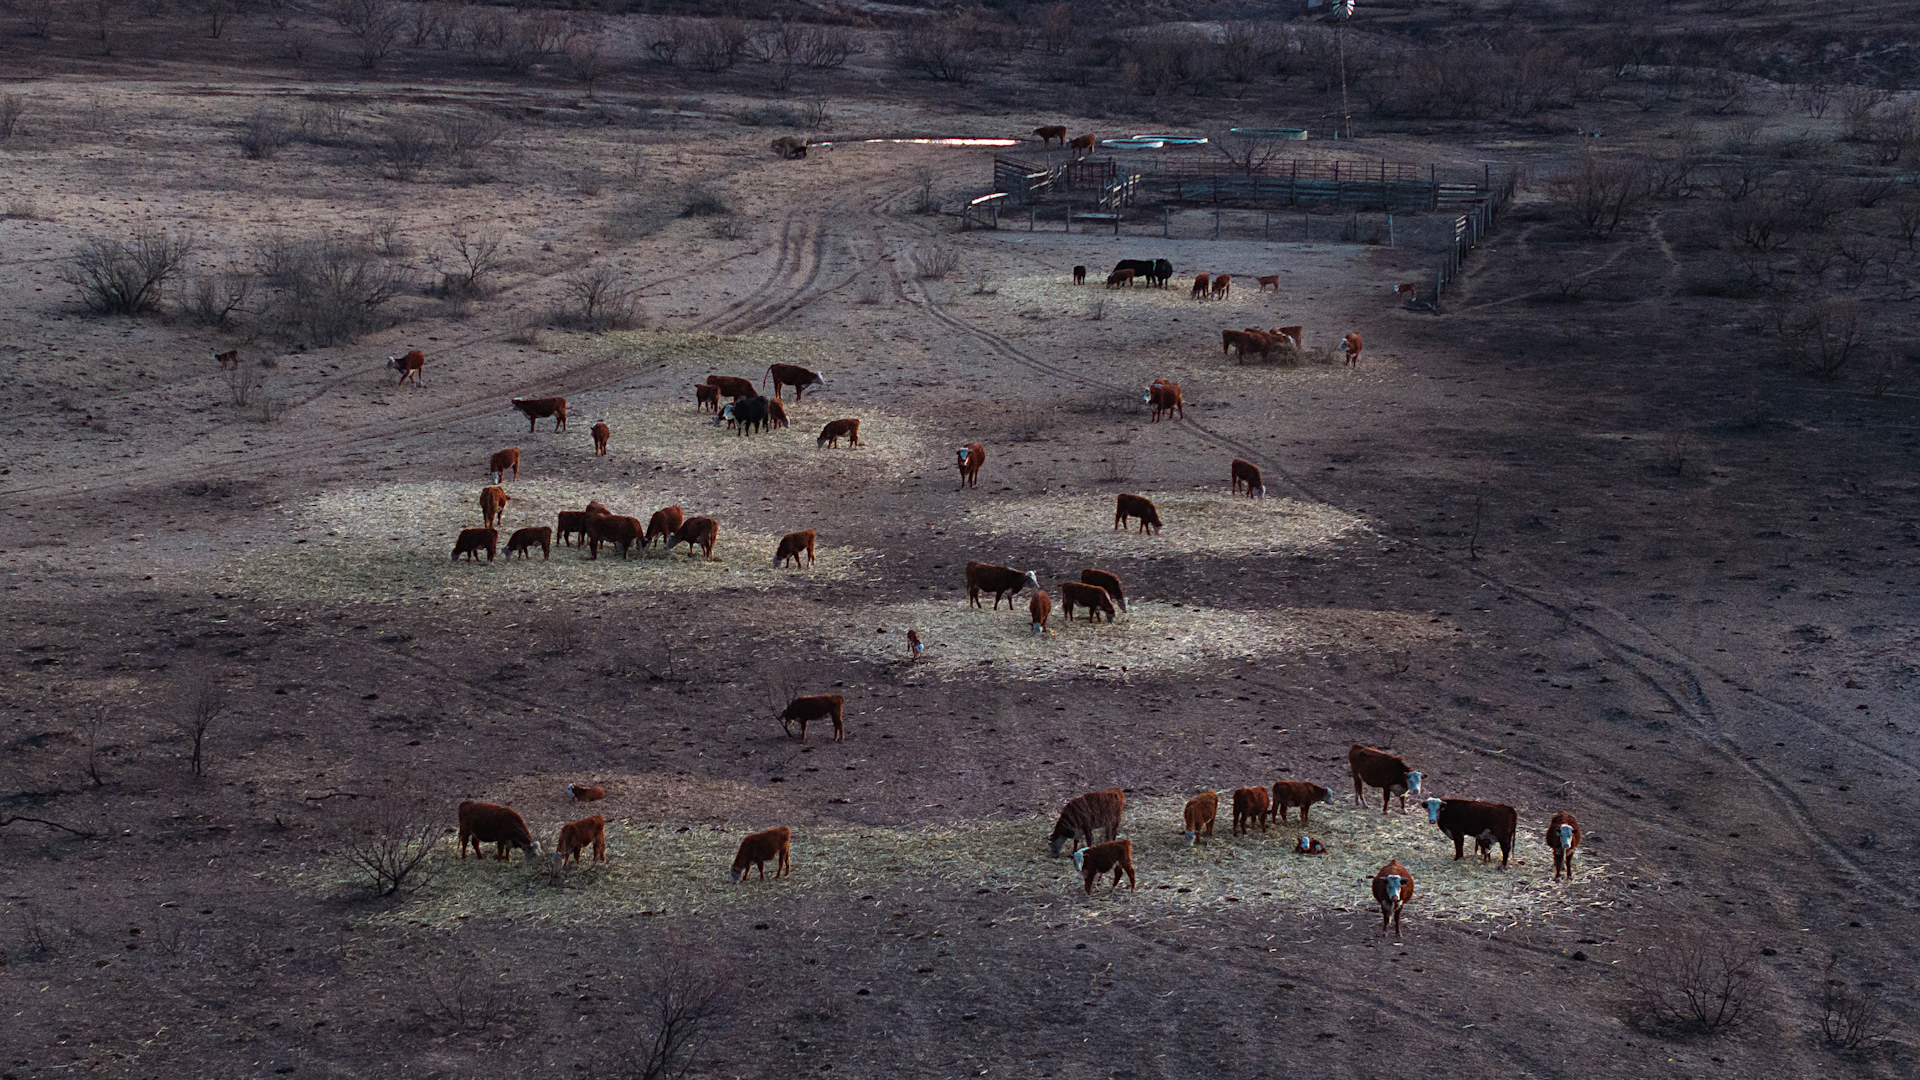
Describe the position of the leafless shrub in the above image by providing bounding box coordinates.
[434,110,504,169]
[201,0,241,38]
[256,390,291,423]
[380,119,435,180]
[14,903,65,960]
[1087,298,1107,320]
[367,215,408,258]
[1864,349,1901,398]
[1554,151,1641,239]
[1786,170,1841,231]
[560,263,639,331]
[1723,194,1793,253]
[493,11,569,75]
[340,792,442,897]
[0,94,25,138]
[1549,267,1594,301]
[1711,160,1765,202]
[538,609,577,654]
[913,166,938,215]
[708,217,742,240]
[1211,128,1286,176]
[416,960,525,1035]
[610,951,739,1080]
[186,265,252,327]
[434,225,504,298]
[298,101,351,142]
[1838,86,1892,142]
[688,16,748,73]
[856,280,883,305]
[181,667,224,778]
[226,360,261,406]
[577,165,603,197]
[680,184,730,218]
[1658,430,1693,476]
[22,0,55,36]
[1798,81,1832,119]
[81,704,109,788]
[798,24,861,70]
[1851,177,1896,209]
[1780,296,1866,377]
[406,0,439,46]
[911,245,958,280]
[62,226,195,316]
[1624,928,1765,1036]
[646,19,685,64]
[1894,196,1920,249]
[4,195,40,220]
[800,96,831,130]
[565,33,609,95]
[1866,107,1918,167]
[334,0,406,68]
[894,17,990,85]
[256,235,402,345]
[1097,440,1136,483]
[235,109,292,161]
[1818,958,1893,1053]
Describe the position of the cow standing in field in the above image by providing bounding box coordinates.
[1073,265,1086,285]
[1080,569,1127,612]
[1231,458,1264,497]
[1425,797,1519,867]
[1069,133,1095,156]
[1183,790,1218,846]
[1049,789,1125,857]
[643,506,684,550]
[965,562,1039,609]
[553,815,607,867]
[1058,580,1115,623]
[506,526,551,560]
[1342,332,1364,366]
[591,423,610,455]
[1372,859,1414,936]
[1145,380,1183,422]
[731,826,791,882]
[1114,494,1162,534]
[1034,125,1068,147]
[706,375,757,400]
[452,528,497,563]
[695,384,721,413]
[480,485,510,529]
[1349,743,1422,814]
[956,443,985,488]
[489,447,520,483]
[457,801,538,861]
[779,694,844,742]
[1271,781,1333,825]
[774,529,816,567]
[1232,786,1272,835]
[1191,273,1211,300]
[665,516,719,559]
[1073,839,1135,896]
[765,363,824,401]
[387,349,425,386]
[1029,590,1051,634]
[1547,811,1583,880]
[816,418,860,448]
[586,514,643,560]
[510,397,567,432]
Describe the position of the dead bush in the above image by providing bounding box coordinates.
[687,16,748,73]
[379,119,435,180]
[559,263,640,331]
[180,667,224,778]
[434,109,504,168]
[416,960,525,1035]
[256,235,402,345]
[62,225,195,316]
[911,245,958,280]
[1780,296,1867,377]
[680,185,731,218]
[1818,958,1894,1054]
[607,951,739,1080]
[1553,151,1642,239]
[333,0,405,68]
[186,265,252,327]
[0,93,25,138]
[235,108,292,159]
[340,792,442,897]
[226,360,261,407]
[894,17,990,85]
[433,224,504,298]
[1624,928,1765,1036]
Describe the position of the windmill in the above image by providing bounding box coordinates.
[1337,0,1355,139]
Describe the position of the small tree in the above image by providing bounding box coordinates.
[615,953,738,1080]
[341,792,442,897]
[63,226,195,316]
[0,94,25,139]
[202,0,241,38]
[182,668,225,779]
[1625,929,1765,1036]
[1819,958,1893,1053]
[235,109,292,159]
[561,263,639,330]
[437,224,504,297]
[1555,151,1641,239]
[334,0,406,69]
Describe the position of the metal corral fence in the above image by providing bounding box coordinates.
[994,155,1489,214]
[1432,168,1519,305]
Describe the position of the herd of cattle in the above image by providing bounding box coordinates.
[1067,258,1368,368]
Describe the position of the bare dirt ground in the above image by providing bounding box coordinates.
[3,13,1918,1080]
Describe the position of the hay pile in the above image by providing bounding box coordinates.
[215,479,875,603]
[336,796,1611,933]
[967,490,1364,558]
[828,599,1451,681]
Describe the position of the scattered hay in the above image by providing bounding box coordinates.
[595,400,937,479]
[968,490,1364,558]
[586,330,834,379]
[997,275,1276,318]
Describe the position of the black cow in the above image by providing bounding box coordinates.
[1151,258,1173,287]
[1111,258,1173,287]
[717,395,770,436]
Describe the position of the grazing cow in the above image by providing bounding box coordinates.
[553,815,607,867]
[1059,580,1116,623]
[1079,568,1128,613]
[1105,269,1134,289]
[1151,259,1173,287]
[695,384,721,413]
[706,375,757,400]
[585,501,611,516]
[1342,332,1363,366]
[489,447,520,483]
[1029,589,1051,634]
[643,506,684,550]
[1069,133,1094,156]
[1295,836,1327,855]
[965,562,1039,609]
[774,529,816,568]
[387,349,425,386]
[906,629,923,657]
[1191,273,1211,300]
[510,397,567,432]
[457,801,538,861]
[665,516,719,559]
[506,526,551,561]
[1049,789,1125,857]
[816,418,861,448]
[1210,273,1232,301]
[586,514,644,560]
[1034,125,1068,147]
[766,397,789,429]
[591,423,610,455]
[780,693,844,741]
[213,349,240,369]
[765,363,825,401]
[1423,797,1519,868]
[1547,811,1583,880]
[770,135,808,159]
[1222,329,1275,362]
[1349,744,1423,814]
[452,527,497,563]
[1371,859,1414,936]
[1271,781,1333,825]
[567,784,607,802]
[1231,458,1264,498]
[1183,790,1218,846]
[956,443,985,488]
[731,826,791,882]
[1256,275,1280,292]
[1114,493,1162,534]
[1072,265,1086,285]
[718,395,770,436]
[1393,282,1418,300]
[1144,380,1183,422]
[1110,259,1157,285]
[1273,325,1303,349]
[557,511,593,547]
[480,485,510,528]
[1072,838,1135,896]
[1232,786,1272,835]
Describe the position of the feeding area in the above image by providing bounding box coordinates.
[594,400,938,479]
[996,274,1315,319]
[967,491,1366,558]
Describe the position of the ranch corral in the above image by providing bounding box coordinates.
[4,1,1920,1077]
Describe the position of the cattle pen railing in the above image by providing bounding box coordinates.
[1430,168,1519,308]
[993,155,1487,214]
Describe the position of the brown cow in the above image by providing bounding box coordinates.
[387,349,425,386]
[1069,133,1095,156]
[643,506,684,550]
[1342,332,1363,366]
[452,528,497,563]
[695,384,721,413]
[779,693,844,742]
[586,514,643,560]
[769,135,808,159]
[1073,838,1135,896]
[1424,797,1519,867]
[731,826,791,882]
[1273,325,1303,349]
[1059,580,1115,623]
[665,516,718,559]
[1224,329,1278,363]
[775,529,816,568]
[457,801,537,860]
[510,396,567,432]
[489,447,520,483]
[1034,125,1068,147]
[212,349,240,369]
[1105,269,1134,289]
[955,442,985,488]
[1231,458,1264,498]
[567,784,606,802]
[1080,569,1127,613]
[1371,859,1414,936]
[1232,786,1272,835]
[906,629,923,658]
[1144,380,1183,422]
[553,815,607,866]
[556,510,594,547]
[1114,493,1162,534]
[506,526,551,561]
[1349,744,1423,814]
[1183,790,1218,846]
[965,562,1038,609]
[1210,273,1232,301]
[1271,781,1333,825]
[1392,281,1419,300]
[479,485,509,528]
[1049,789,1124,856]
[1072,265,1086,285]
[765,363,825,401]
[1256,275,1280,292]
[817,418,861,448]
[706,375,757,400]
[766,397,789,429]
[1547,811,1583,880]
[591,422,610,455]
[1191,273,1211,300]
[1029,589,1051,634]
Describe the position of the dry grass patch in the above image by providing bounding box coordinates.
[597,400,938,479]
[968,490,1365,558]
[997,275,1280,318]
[589,330,834,381]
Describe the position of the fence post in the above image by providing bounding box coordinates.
[1303,210,1309,242]
[1430,163,1437,211]
[1113,214,1119,237]
[1164,206,1170,238]
[1214,208,1221,240]
[1387,213,1393,247]
[1066,210,1072,234]
[1264,211,1270,241]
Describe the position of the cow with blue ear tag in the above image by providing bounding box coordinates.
[1546,811,1583,880]
[1371,859,1413,937]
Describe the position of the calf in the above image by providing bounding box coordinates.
[1342,332,1363,366]
[1068,132,1094,156]
[1232,786,1272,835]
[1295,836,1327,855]
[1547,811,1583,880]
[1079,568,1127,613]
[774,529,816,568]
[506,526,551,561]
[765,363,824,401]
[906,629,922,657]
[956,442,985,488]
[1349,743,1423,814]
[1049,788,1124,856]
[1114,493,1162,534]
[1210,273,1231,301]
[779,693,844,741]
[591,422,610,455]
[1191,273,1211,300]
[1029,589,1051,634]
[213,349,240,369]
[965,562,1038,609]
[765,397,789,429]
[816,418,861,448]
[1183,790,1218,846]
[489,447,520,483]
[1256,275,1280,293]
[387,348,425,386]
[643,506,684,550]
[1371,859,1414,936]
[586,514,643,560]
[479,485,510,528]
[1113,259,1160,285]
[567,784,606,802]
[1104,269,1135,289]
[1273,325,1303,349]
[1059,580,1115,623]
[510,396,567,432]
[1144,380,1183,422]
[1072,838,1135,896]
[1392,281,1418,300]
[718,395,770,436]
[1271,781,1333,825]
[1423,797,1519,867]
[706,375,757,400]
[731,826,791,882]
[1231,458,1264,498]
[1034,124,1068,147]
[665,516,718,559]
[457,801,537,861]
[451,527,497,563]
[695,383,721,413]
[553,814,607,866]
[1072,265,1086,285]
